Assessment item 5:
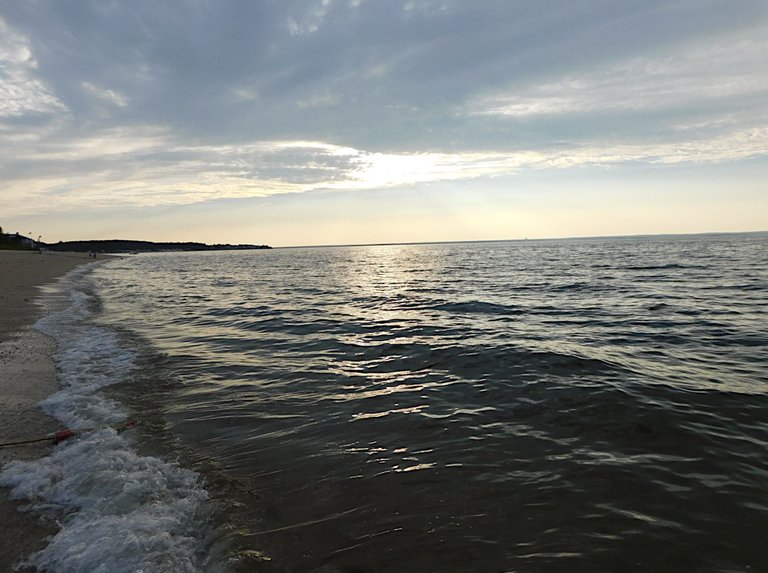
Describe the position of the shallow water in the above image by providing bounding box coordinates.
[7,234,768,571]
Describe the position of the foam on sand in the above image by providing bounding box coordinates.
[0,266,216,572]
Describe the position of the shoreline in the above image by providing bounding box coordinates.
[0,251,100,571]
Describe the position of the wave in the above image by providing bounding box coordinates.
[430,300,525,315]
[620,263,709,271]
[0,267,216,573]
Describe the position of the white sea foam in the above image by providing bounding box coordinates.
[0,266,214,572]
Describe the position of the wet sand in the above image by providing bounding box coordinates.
[0,251,97,571]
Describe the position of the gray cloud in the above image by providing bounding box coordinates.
[1,0,767,214]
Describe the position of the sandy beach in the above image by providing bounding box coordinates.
[0,251,97,571]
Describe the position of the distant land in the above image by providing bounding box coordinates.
[0,232,37,250]
[46,239,271,253]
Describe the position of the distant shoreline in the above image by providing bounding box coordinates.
[45,239,271,254]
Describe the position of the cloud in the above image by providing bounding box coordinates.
[0,17,66,119]
[8,1,761,135]
[3,122,766,218]
[82,82,128,108]
[0,0,767,225]
[472,36,768,119]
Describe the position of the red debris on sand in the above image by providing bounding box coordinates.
[52,429,75,444]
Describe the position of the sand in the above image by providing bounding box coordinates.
[0,251,100,571]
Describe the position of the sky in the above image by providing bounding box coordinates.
[0,0,766,247]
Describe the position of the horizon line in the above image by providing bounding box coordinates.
[275,229,768,249]
[27,229,767,251]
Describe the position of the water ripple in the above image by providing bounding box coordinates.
[90,235,768,572]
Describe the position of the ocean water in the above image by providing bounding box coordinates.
[2,234,768,572]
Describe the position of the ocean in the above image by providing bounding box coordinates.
[2,234,767,572]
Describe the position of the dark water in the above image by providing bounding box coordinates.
[84,235,768,571]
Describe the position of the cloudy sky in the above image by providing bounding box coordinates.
[1,0,766,246]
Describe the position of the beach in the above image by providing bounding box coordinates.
[0,251,96,572]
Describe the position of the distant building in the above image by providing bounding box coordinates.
[0,231,39,249]
[15,233,37,248]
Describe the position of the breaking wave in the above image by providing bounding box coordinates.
[0,266,216,573]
